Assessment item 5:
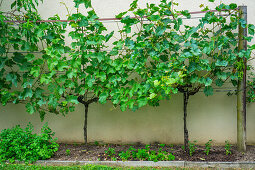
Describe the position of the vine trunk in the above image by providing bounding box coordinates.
[84,103,89,145]
[183,91,189,152]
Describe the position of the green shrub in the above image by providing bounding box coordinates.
[0,123,59,163]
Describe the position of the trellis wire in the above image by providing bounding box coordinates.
[3,8,235,24]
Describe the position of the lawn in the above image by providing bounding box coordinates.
[0,164,223,170]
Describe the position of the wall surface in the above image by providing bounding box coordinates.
[1,0,255,145]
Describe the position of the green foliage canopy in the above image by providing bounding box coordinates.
[114,0,255,109]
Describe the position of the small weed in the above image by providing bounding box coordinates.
[188,141,197,156]
[136,148,149,160]
[111,157,117,161]
[65,149,70,156]
[225,140,232,155]
[204,139,212,155]
[105,147,116,158]
[167,153,175,161]
[94,141,99,146]
[119,150,131,161]
[159,144,165,147]
[129,146,137,159]
[145,144,150,151]
[148,152,157,162]
[181,145,185,151]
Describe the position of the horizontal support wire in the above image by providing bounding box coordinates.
[3,9,234,24]
[3,14,230,26]
[95,14,230,23]
[6,51,43,54]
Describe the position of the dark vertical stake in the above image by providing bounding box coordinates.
[237,6,247,152]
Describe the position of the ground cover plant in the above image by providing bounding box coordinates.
[0,123,58,163]
[49,142,254,162]
[105,145,175,162]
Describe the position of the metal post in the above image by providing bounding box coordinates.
[237,6,247,152]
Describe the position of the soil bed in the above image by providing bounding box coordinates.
[50,144,255,162]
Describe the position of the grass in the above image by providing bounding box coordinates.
[0,163,226,170]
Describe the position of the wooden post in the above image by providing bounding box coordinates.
[237,6,247,152]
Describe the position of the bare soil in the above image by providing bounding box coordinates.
[50,143,255,162]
